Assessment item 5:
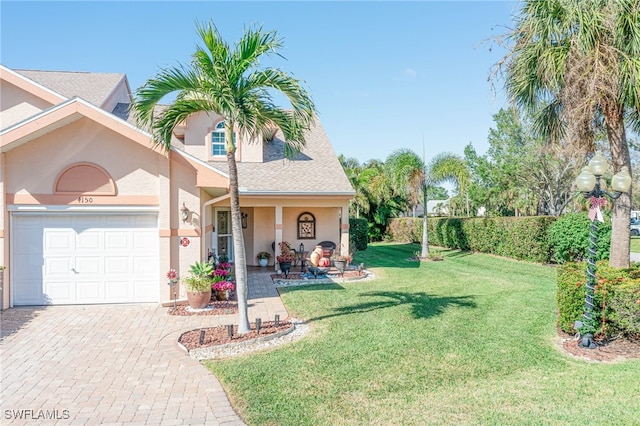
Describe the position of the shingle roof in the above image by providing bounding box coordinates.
[209,120,354,194]
[14,69,125,107]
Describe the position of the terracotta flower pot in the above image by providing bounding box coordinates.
[186,290,212,309]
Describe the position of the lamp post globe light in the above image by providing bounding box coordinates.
[574,151,632,349]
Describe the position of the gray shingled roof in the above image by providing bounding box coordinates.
[15,69,126,107]
[209,120,354,194]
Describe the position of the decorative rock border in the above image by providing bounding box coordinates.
[274,270,376,288]
[178,318,309,360]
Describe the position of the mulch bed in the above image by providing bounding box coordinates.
[178,320,293,350]
[559,330,640,362]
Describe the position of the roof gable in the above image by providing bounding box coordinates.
[0,65,67,106]
[0,97,161,155]
[14,68,128,108]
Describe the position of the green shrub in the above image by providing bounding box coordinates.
[349,217,369,251]
[547,212,611,263]
[557,261,640,337]
[386,217,420,243]
[608,282,640,338]
[557,262,591,333]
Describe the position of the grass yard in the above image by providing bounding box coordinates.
[205,243,640,425]
[631,236,640,253]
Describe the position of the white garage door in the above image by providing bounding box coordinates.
[12,214,158,305]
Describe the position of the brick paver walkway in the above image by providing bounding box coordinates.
[0,267,286,425]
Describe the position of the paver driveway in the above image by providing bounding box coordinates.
[1,304,246,425]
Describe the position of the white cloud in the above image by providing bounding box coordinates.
[404,68,417,78]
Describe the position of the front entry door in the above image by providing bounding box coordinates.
[214,209,233,262]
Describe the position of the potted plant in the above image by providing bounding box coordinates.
[331,253,351,276]
[257,251,271,267]
[211,264,234,300]
[276,241,295,277]
[183,261,214,309]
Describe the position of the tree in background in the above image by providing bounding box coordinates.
[385,149,469,258]
[499,0,640,267]
[132,22,316,333]
[465,108,579,217]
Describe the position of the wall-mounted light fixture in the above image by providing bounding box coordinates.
[180,203,190,222]
[241,212,248,229]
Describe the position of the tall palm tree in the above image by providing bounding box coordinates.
[132,22,316,333]
[385,149,469,257]
[499,0,640,267]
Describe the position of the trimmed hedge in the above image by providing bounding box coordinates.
[349,217,368,252]
[557,261,640,338]
[387,216,556,263]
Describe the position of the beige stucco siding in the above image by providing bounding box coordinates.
[182,111,263,163]
[0,81,53,129]
[5,118,160,198]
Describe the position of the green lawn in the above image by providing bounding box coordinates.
[205,243,640,425]
[631,236,640,253]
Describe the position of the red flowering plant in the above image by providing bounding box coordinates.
[213,280,235,292]
[276,241,295,263]
[166,268,179,285]
[211,262,234,292]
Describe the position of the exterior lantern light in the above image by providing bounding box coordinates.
[573,152,632,349]
[180,203,190,222]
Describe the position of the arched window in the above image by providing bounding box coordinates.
[297,212,316,239]
[211,121,236,156]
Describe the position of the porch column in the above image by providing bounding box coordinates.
[274,205,283,271]
[340,204,350,256]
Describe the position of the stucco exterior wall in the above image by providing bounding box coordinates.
[5,118,161,198]
[101,78,131,113]
[0,80,52,113]
[181,111,263,163]
[0,81,53,129]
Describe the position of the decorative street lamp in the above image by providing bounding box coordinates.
[574,151,632,349]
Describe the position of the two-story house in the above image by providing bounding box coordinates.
[0,65,354,308]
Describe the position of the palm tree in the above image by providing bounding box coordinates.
[132,22,316,333]
[385,149,469,258]
[499,0,640,267]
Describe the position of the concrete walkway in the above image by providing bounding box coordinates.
[0,267,286,425]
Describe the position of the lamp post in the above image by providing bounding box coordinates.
[574,151,632,349]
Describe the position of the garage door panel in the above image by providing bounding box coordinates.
[105,257,130,274]
[133,231,156,250]
[44,229,74,251]
[106,281,133,301]
[14,279,44,305]
[75,280,104,302]
[45,280,75,304]
[44,256,72,275]
[13,227,43,254]
[77,230,101,250]
[13,214,158,306]
[104,231,130,250]
[133,256,156,275]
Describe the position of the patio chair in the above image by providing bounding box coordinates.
[318,240,336,258]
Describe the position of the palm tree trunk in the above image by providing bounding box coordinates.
[227,129,251,334]
[606,105,631,268]
[421,186,429,258]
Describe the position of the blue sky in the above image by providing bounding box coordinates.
[1,1,518,164]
